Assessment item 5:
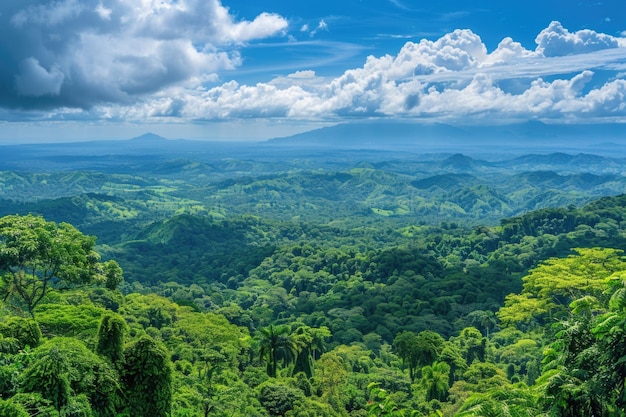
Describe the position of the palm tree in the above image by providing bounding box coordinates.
[420,361,450,402]
[291,324,332,378]
[258,324,297,377]
[467,310,498,339]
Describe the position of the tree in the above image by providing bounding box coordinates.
[455,385,540,417]
[315,351,348,411]
[20,344,72,413]
[258,381,304,416]
[0,215,104,316]
[438,343,467,387]
[498,248,626,326]
[291,324,331,378]
[0,317,41,349]
[96,313,127,367]
[102,260,123,291]
[420,362,450,402]
[121,335,172,417]
[20,337,118,416]
[537,277,626,416]
[366,383,417,417]
[466,310,497,339]
[454,327,486,364]
[393,331,419,381]
[258,325,297,378]
[393,330,444,382]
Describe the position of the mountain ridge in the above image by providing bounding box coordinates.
[266,120,626,153]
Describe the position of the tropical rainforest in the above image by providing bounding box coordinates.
[2,138,626,416]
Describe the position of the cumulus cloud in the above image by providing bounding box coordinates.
[536,21,620,57]
[4,16,626,126]
[0,0,288,109]
[101,21,625,124]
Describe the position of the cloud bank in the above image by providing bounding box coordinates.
[1,4,625,128]
[0,0,287,109]
[103,21,626,124]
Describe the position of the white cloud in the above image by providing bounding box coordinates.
[4,17,626,127]
[535,21,620,57]
[0,0,288,109]
[95,3,112,21]
[306,19,329,37]
[108,21,623,124]
[11,0,84,27]
[483,37,537,65]
[288,70,317,79]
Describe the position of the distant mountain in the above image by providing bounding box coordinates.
[499,153,626,173]
[129,132,169,142]
[440,154,489,170]
[266,120,626,153]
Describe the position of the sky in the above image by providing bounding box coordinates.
[0,0,625,142]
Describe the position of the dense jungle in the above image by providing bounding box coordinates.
[2,138,626,416]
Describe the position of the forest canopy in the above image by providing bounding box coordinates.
[3,147,626,416]
[2,191,626,416]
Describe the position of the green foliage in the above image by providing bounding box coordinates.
[122,335,172,417]
[455,384,539,417]
[9,392,57,417]
[258,381,304,416]
[34,302,105,343]
[366,383,416,417]
[102,260,123,291]
[393,331,444,382]
[291,324,331,378]
[96,313,127,366]
[9,155,626,416]
[0,398,29,417]
[0,317,41,349]
[62,394,94,417]
[498,247,626,326]
[258,325,297,378]
[315,350,349,411]
[21,344,72,411]
[0,214,102,316]
[420,362,451,402]
[19,337,118,416]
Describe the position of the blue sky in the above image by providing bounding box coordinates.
[0,0,625,142]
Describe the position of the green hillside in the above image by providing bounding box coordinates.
[3,193,626,416]
[3,148,626,416]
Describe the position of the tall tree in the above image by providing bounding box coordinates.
[291,324,331,378]
[121,335,172,417]
[258,325,297,378]
[420,361,450,402]
[96,313,127,368]
[102,260,124,291]
[393,330,444,382]
[0,214,104,316]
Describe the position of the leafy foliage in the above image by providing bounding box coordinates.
[0,215,103,316]
[96,313,127,367]
[121,335,172,417]
[6,146,626,416]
